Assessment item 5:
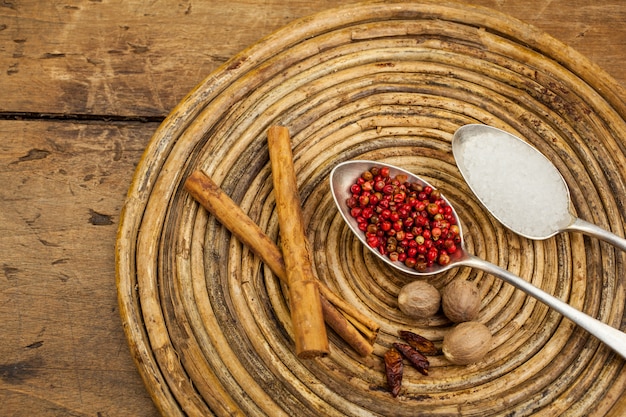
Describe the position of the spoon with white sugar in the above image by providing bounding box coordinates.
[452,124,626,251]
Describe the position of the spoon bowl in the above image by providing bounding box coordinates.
[330,160,468,276]
[452,124,626,251]
[330,159,626,359]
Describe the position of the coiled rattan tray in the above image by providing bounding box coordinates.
[116,1,626,415]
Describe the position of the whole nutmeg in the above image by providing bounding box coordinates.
[442,321,492,365]
[397,280,441,319]
[441,279,480,323]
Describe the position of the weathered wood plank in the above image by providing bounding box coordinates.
[0,119,159,416]
[0,0,624,117]
[0,0,338,117]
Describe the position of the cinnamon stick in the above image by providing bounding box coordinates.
[184,170,377,356]
[318,297,374,356]
[318,284,379,344]
[266,125,329,358]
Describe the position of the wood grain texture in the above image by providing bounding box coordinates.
[0,0,339,116]
[1,1,625,416]
[0,0,623,117]
[0,120,158,415]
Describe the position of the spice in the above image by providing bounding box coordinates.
[399,330,438,355]
[397,280,441,319]
[346,166,461,271]
[442,321,492,365]
[267,126,329,358]
[384,348,403,397]
[184,170,378,357]
[441,279,481,323]
[393,342,430,375]
[383,331,436,396]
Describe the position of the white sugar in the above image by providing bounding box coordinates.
[456,130,572,238]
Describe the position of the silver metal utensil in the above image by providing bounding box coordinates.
[330,160,626,359]
[452,123,626,251]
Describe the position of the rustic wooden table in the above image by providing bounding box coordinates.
[1,1,625,415]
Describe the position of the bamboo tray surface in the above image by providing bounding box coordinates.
[116,1,626,416]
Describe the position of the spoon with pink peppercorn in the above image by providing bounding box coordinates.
[330,160,626,359]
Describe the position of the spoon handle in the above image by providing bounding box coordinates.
[461,254,626,360]
[566,217,626,252]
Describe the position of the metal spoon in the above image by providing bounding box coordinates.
[452,123,626,251]
[330,160,626,359]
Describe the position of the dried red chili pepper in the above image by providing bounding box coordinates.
[393,342,430,376]
[384,347,403,397]
[399,330,438,356]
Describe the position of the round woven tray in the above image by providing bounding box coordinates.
[116,1,626,416]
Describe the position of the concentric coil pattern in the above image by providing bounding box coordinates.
[116,2,626,416]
